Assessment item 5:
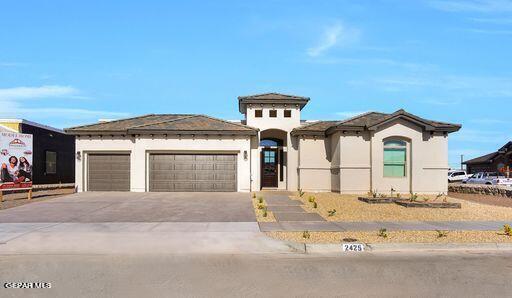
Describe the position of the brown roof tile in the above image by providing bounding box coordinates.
[65,114,258,135]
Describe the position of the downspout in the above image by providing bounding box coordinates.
[369,132,373,192]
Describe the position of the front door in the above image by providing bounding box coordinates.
[261,149,278,188]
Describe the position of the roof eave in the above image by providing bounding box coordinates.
[238,98,310,113]
[126,129,258,136]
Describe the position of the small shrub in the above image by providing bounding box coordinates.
[308,196,316,203]
[378,228,388,238]
[372,190,378,198]
[302,230,311,239]
[423,197,430,202]
[262,207,268,218]
[313,201,318,209]
[327,209,337,217]
[257,203,265,210]
[436,230,448,238]
[434,193,443,201]
[396,193,401,199]
[252,193,256,199]
[257,197,264,204]
[379,193,386,198]
[504,224,512,236]
[298,189,305,197]
[410,193,418,202]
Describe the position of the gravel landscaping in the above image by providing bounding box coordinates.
[267,230,512,244]
[294,192,512,222]
[252,195,276,222]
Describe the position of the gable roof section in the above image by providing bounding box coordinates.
[290,121,339,136]
[292,110,461,136]
[238,92,310,113]
[463,151,500,165]
[65,114,258,136]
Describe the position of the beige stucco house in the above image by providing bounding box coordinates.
[66,93,461,194]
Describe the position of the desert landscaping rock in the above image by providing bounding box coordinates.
[358,197,397,204]
[394,200,462,209]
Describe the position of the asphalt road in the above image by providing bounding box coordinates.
[1,251,511,297]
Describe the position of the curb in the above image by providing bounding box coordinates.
[287,242,512,254]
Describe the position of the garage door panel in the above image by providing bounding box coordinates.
[149,154,236,192]
[88,154,130,191]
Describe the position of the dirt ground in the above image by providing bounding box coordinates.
[0,188,75,210]
[294,192,512,222]
[449,191,512,208]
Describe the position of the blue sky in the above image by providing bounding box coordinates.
[1,0,511,168]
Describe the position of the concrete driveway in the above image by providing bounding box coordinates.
[0,192,256,223]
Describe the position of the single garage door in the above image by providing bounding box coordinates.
[149,154,237,192]
[88,154,130,191]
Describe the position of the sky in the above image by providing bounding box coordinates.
[1,0,511,168]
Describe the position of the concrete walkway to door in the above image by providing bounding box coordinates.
[0,192,256,223]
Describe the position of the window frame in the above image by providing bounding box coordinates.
[283,110,292,118]
[383,139,407,178]
[45,150,58,175]
[255,109,263,118]
[269,110,277,118]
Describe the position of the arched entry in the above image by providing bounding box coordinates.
[260,129,287,189]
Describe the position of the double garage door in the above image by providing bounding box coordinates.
[87,153,237,192]
[149,154,237,192]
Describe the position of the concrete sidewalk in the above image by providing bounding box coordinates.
[259,220,511,232]
[0,222,299,255]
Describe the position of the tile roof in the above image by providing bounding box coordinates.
[238,92,310,113]
[65,114,258,135]
[292,110,461,136]
[463,151,500,164]
[238,92,310,101]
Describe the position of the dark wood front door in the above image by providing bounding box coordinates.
[261,149,278,188]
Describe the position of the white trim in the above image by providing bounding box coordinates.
[0,119,64,133]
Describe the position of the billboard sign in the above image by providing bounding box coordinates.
[0,132,33,190]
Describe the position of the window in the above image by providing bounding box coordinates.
[269,110,277,118]
[255,110,263,118]
[45,151,57,174]
[284,110,291,118]
[383,140,406,177]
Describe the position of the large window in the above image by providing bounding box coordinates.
[383,140,406,177]
[45,151,57,174]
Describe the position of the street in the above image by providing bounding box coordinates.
[1,251,511,297]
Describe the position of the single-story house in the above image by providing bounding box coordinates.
[65,93,461,194]
[0,119,75,185]
[463,142,512,174]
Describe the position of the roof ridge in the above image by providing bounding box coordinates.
[196,114,259,131]
[295,120,338,130]
[238,92,309,100]
[128,115,197,129]
[65,114,153,130]
[337,111,385,126]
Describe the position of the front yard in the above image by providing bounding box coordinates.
[267,230,512,244]
[294,192,512,222]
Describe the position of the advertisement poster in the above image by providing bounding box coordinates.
[0,132,33,190]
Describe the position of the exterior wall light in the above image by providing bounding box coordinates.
[243,150,248,161]
[76,151,81,161]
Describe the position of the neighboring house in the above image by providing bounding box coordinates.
[463,142,512,174]
[0,119,75,185]
[65,93,461,194]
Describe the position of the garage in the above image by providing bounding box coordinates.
[87,154,130,191]
[149,154,237,192]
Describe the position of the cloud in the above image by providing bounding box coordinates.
[465,28,512,34]
[336,111,368,119]
[307,22,359,57]
[0,85,129,128]
[471,118,512,124]
[0,85,78,100]
[428,0,512,13]
[450,129,512,143]
[348,75,512,97]
[470,17,512,24]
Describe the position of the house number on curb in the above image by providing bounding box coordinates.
[342,243,365,252]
